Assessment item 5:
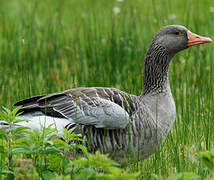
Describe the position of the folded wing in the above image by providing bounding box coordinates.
[14,87,137,129]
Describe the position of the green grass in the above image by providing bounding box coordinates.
[1,0,214,179]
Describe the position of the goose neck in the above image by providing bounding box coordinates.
[141,44,173,96]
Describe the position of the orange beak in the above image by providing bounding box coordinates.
[187,31,212,47]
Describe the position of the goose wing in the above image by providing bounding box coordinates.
[14,87,138,129]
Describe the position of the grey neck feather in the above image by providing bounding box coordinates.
[141,42,174,96]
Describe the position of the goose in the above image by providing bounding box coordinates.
[1,25,212,160]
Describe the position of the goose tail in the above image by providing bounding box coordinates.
[0,114,71,134]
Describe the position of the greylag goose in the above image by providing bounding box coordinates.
[1,25,212,160]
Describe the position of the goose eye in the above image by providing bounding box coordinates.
[175,31,182,35]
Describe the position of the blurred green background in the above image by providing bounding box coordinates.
[0,0,214,178]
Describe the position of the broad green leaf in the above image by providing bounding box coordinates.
[14,126,31,134]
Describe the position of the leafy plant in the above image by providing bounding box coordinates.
[152,172,201,180]
[0,106,30,179]
[76,151,140,180]
[200,151,214,179]
[0,107,87,179]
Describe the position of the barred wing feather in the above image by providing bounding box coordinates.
[14,88,135,129]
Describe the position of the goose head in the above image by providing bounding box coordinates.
[152,25,212,56]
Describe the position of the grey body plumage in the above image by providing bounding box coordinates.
[1,25,212,160]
